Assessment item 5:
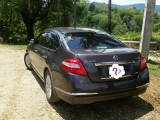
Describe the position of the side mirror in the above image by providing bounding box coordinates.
[30,39,35,44]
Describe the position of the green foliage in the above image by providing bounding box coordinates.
[115,32,140,41]
[115,32,160,44]
[152,32,160,43]
[119,9,143,32]
[148,58,160,78]
[0,37,3,43]
[153,23,160,32]
[88,3,95,12]
[76,0,89,27]
[91,14,108,29]
[1,1,160,44]
[95,3,107,13]
[113,18,128,35]
[0,0,26,42]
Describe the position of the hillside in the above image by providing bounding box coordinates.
[92,2,160,13]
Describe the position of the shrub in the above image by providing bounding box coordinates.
[115,32,140,41]
[0,36,4,43]
[152,32,160,43]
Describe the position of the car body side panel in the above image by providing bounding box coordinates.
[48,46,77,92]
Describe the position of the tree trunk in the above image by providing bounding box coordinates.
[73,0,77,28]
[63,8,69,26]
[108,0,112,34]
[20,1,52,41]
[26,23,34,41]
[57,0,60,26]
[21,10,34,41]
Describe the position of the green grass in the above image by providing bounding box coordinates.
[148,54,160,78]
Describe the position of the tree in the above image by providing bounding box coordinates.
[108,0,112,33]
[0,0,25,42]
[113,18,128,35]
[19,0,52,40]
[95,3,107,13]
[57,0,60,26]
[60,0,73,27]
[76,0,88,26]
[73,0,77,28]
[88,3,95,12]
[0,0,158,44]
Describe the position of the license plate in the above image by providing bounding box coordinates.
[109,64,125,79]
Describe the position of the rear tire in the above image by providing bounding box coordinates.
[44,70,60,103]
[24,53,32,70]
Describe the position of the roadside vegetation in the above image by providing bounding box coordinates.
[148,61,160,79]
[0,0,160,44]
[148,54,160,79]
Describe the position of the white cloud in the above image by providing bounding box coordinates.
[89,0,160,5]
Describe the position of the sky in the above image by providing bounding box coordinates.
[89,0,160,5]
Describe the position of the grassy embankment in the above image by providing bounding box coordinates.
[116,32,160,43]
[148,54,160,79]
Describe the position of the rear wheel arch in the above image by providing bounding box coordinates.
[44,68,60,103]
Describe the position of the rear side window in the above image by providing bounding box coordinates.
[64,32,126,50]
[47,32,60,50]
[38,33,49,47]
[37,32,60,50]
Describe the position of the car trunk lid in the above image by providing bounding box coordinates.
[71,48,140,82]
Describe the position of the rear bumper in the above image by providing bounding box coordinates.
[53,68,149,104]
[55,83,148,104]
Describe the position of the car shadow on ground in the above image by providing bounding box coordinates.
[31,71,154,120]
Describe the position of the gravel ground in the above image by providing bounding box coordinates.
[0,45,159,120]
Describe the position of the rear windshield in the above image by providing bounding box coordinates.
[64,32,126,50]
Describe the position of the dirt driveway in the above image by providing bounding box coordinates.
[0,45,159,120]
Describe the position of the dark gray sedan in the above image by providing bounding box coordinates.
[24,27,149,104]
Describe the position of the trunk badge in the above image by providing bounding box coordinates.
[113,55,118,60]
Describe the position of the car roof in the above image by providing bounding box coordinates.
[47,27,104,34]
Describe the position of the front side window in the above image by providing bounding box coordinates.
[64,32,126,50]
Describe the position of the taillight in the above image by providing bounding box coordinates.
[140,55,147,70]
[60,59,87,76]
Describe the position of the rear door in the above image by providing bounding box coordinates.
[36,31,61,77]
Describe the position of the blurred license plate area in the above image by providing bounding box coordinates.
[97,64,136,80]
